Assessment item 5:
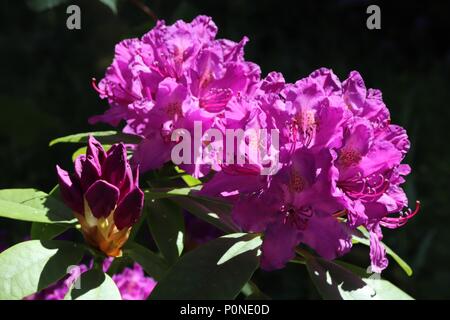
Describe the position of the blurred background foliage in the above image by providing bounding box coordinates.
[0,0,449,299]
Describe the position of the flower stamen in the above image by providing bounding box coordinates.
[380,200,420,229]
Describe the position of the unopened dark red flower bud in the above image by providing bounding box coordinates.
[56,136,144,256]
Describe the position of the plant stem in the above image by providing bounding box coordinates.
[295,247,314,260]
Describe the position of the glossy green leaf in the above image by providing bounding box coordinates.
[144,186,202,200]
[335,260,414,299]
[170,196,237,233]
[174,166,202,187]
[146,199,184,265]
[49,131,141,147]
[353,226,413,276]
[0,189,76,224]
[65,269,121,300]
[241,281,270,300]
[150,233,261,300]
[306,257,413,300]
[30,222,72,240]
[123,242,169,281]
[105,256,132,276]
[144,186,237,233]
[0,240,85,300]
[217,233,262,265]
[98,0,118,14]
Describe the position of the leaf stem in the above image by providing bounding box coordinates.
[289,256,307,265]
[295,247,314,260]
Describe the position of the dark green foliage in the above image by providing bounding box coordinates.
[0,0,449,299]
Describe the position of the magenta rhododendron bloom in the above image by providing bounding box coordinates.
[0,11,424,302]
[202,68,418,272]
[56,136,144,257]
[91,16,260,176]
[89,14,419,273]
[231,149,352,270]
[331,70,419,272]
[112,263,157,300]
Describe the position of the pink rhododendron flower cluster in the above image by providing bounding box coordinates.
[93,16,418,273]
[202,68,419,272]
[91,15,260,176]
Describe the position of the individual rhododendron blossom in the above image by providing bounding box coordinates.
[56,136,144,257]
[91,15,260,176]
[233,149,352,270]
[202,68,418,272]
[331,70,419,272]
[112,263,157,300]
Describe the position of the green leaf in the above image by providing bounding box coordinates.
[181,174,202,187]
[146,199,184,265]
[65,269,121,300]
[123,242,169,281]
[335,260,414,299]
[0,240,85,300]
[105,256,132,276]
[174,166,202,187]
[150,233,261,300]
[217,233,262,265]
[30,222,72,240]
[49,131,142,147]
[98,0,118,14]
[0,189,76,224]
[306,257,413,300]
[26,0,69,12]
[145,186,202,200]
[241,281,270,300]
[353,226,413,276]
[144,186,238,233]
[170,196,238,233]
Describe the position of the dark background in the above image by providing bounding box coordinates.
[0,0,449,299]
